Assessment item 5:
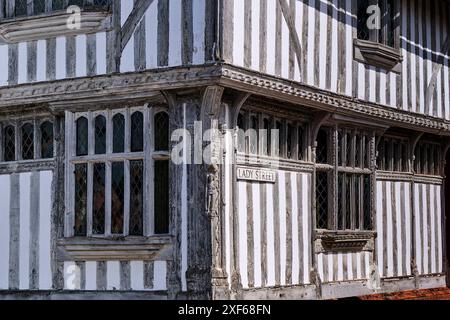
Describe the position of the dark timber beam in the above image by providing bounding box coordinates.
[120,0,155,53]
[278,0,303,81]
[425,34,450,112]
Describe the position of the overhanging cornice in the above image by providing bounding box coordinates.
[0,63,449,136]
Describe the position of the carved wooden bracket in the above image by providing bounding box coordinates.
[231,92,251,128]
[310,111,331,144]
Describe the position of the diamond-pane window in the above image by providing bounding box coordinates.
[92,163,105,235]
[111,162,124,235]
[131,112,144,152]
[95,115,106,155]
[74,164,87,236]
[316,171,328,229]
[363,175,372,230]
[130,160,143,236]
[154,112,169,151]
[21,123,34,160]
[113,113,125,153]
[40,121,54,159]
[4,126,15,162]
[33,0,45,14]
[14,0,28,16]
[357,0,397,48]
[76,117,88,156]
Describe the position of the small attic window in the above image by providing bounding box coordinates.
[354,0,402,72]
[0,0,112,43]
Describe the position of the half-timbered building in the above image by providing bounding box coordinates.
[0,0,449,299]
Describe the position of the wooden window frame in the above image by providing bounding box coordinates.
[316,125,375,232]
[0,117,55,167]
[65,106,170,239]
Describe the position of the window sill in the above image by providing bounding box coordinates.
[314,230,376,253]
[0,10,111,44]
[57,236,173,261]
[353,39,403,73]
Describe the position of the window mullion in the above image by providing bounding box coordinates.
[27,0,33,15]
[34,118,41,159]
[106,109,113,155]
[87,111,94,156]
[15,121,21,161]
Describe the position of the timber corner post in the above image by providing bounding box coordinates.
[202,86,229,299]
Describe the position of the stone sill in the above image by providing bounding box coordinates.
[57,236,173,261]
[0,10,111,44]
[354,39,403,73]
[314,230,376,253]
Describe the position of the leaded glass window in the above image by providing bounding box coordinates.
[130,160,143,236]
[94,115,106,155]
[76,117,88,156]
[154,110,170,235]
[21,123,34,160]
[40,121,54,159]
[3,125,15,162]
[111,162,124,234]
[316,126,374,231]
[1,120,54,162]
[74,164,87,236]
[154,112,169,152]
[68,107,169,238]
[92,163,106,235]
[357,0,398,48]
[112,113,125,153]
[131,111,144,152]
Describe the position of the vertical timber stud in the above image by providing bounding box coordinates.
[410,132,424,287]
[201,86,228,299]
[161,91,183,299]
